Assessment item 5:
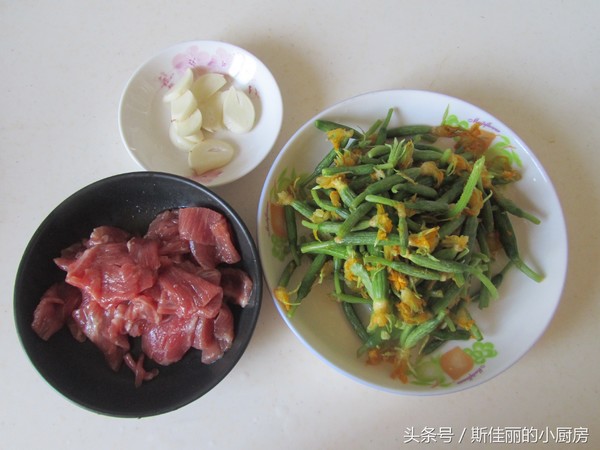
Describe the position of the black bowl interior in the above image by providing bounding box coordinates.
[14,172,262,417]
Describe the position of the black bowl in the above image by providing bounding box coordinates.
[14,172,262,417]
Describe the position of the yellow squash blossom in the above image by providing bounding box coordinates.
[334,148,361,167]
[370,204,393,241]
[274,287,292,312]
[329,190,341,207]
[276,189,294,206]
[310,208,330,224]
[326,128,354,150]
[368,298,391,330]
[388,269,408,291]
[408,227,440,254]
[316,174,347,191]
[466,187,484,216]
[452,306,475,332]
[420,161,444,187]
[343,256,360,283]
[441,234,469,252]
[397,288,431,325]
[447,153,471,175]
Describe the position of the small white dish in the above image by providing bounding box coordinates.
[118,40,283,186]
[257,89,568,395]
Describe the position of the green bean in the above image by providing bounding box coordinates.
[375,108,394,145]
[493,209,544,282]
[299,149,337,189]
[404,199,449,213]
[414,143,444,152]
[418,133,438,143]
[480,189,495,233]
[478,262,512,309]
[342,302,370,342]
[288,253,329,316]
[422,328,471,355]
[454,301,483,340]
[447,156,486,217]
[363,255,444,281]
[351,174,407,208]
[367,144,391,158]
[462,215,480,256]
[492,190,541,225]
[406,253,497,302]
[386,124,432,137]
[310,189,350,219]
[404,311,446,349]
[277,259,298,289]
[287,199,316,220]
[438,214,467,239]
[431,282,463,314]
[284,205,301,265]
[392,183,438,199]
[314,119,362,138]
[321,164,376,176]
[301,219,370,235]
[412,149,444,162]
[438,177,467,204]
[336,202,374,238]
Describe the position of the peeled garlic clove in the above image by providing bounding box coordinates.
[169,122,204,151]
[170,90,198,121]
[163,68,194,103]
[199,91,225,132]
[188,139,235,175]
[222,87,255,133]
[191,73,227,103]
[173,108,203,137]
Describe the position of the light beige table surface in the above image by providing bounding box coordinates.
[1,1,598,448]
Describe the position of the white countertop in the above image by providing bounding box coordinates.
[2,1,598,448]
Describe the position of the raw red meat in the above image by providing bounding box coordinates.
[146,209,189,256]
[65,242,156,307]
[31,207,252,386]
[72,296,130,371]
[156,265,223,317]
[220,267,253,307]
[88,226,131,247]
[31,282,82,341]
[179,207,241,268]
[141,314,198,366]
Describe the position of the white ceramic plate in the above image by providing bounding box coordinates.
[257,90,568,395]
[118,40,283,186]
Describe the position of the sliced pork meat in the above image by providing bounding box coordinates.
[220,267,253,307]
[31,282,82,341]
[87,226,131,247]
[156,265,223,317]
[179,207,241,267]
[146,209,190,256]
[65,242,156,307]
[124,353,159,388]
[72,297,130,371]
[54,241,87,271]
[214,304,235,352]
[192,315,223,364]
[192,304,235,363]
[127,237,161,271]
[141,314,198,366]
[31,206,253,386]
